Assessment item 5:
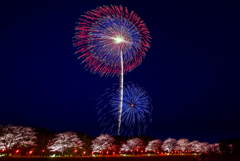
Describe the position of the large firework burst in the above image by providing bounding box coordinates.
[73,5,150,76]
[96,82,152,136]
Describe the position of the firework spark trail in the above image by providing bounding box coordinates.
[118,50,124,135]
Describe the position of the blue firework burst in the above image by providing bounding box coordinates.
[96,82,152,136]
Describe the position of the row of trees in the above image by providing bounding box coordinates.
[0,125,238,157]
[92,135,220,155]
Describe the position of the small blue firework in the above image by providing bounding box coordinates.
[96,82,152,136]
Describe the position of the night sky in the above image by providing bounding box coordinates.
[1,0,240,144]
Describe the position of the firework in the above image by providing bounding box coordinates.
[73,5,150,76]
[96,82,152,136]
[73,5,151,135]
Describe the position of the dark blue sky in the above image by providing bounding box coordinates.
[0,0,240,143]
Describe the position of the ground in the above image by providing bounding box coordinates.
[0,155,239,161]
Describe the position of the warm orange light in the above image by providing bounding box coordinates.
[113,152,115,155]
[153,150,155,152]
[42,150,45,152]
[99,150,102,153]
[106,151,109,154]
[119,151,121,154]
[131,150,133,152]
[141,150,143,153]
[83,151,86,154]
[131,104,134,107]
[29,151,33,154]
[157,152,159,154]
[2,149,5,152]
[92,152,94,154]
[137,149,139,151]
[145,150,147,153]
[16,150,19,153]
[74,150,77,153]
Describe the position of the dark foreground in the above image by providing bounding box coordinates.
[0,156,240,161]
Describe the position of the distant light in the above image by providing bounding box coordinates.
[83,151,86,154]
[42,150,45,153]
[16,150,19,153]
[74,150,77,153]
[29,151,33,154]
[113,152,115,155]
[51,154,56,157]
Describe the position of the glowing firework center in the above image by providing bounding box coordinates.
[113,36,124,44]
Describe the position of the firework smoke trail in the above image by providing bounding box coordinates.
[73,5,151,135]
[118,51,123,135]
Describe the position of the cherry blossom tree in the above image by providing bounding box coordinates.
[162,138,176,152]
[91,134,115,155]
[145,139,162,153]
[0,125,36,155]
[47,132,83,156]
[200,142,210,152]
[121,138,143,155]
[209,143,220,152]
[189,141,202,152]
[228,144,233,153]
[0,125,3,135]
[175,139,190,152]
